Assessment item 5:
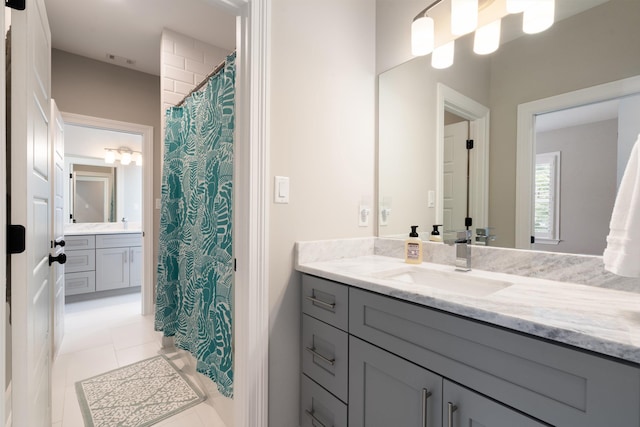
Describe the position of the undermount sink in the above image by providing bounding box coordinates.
[372,265,512,297]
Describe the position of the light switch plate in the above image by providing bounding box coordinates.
[274,176,290,204]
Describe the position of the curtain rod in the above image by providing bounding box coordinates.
[175,53,231,107]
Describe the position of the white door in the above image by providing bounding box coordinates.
[10,0,53,426]
[443,121,469,232]
[50,100,65,359]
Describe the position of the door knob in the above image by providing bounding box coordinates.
[48,253,67,266]
[53,239,65,248]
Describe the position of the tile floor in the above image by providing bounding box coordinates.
[51,292,227,427]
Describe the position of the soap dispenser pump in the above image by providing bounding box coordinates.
[405,225,423,264]
[429,224,443,242]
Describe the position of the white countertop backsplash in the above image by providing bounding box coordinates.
[64,222,142,235]
[296,237,640,365]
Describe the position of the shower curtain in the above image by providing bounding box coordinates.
[155,53,235,398]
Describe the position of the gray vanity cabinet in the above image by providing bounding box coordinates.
[443,381,546,427]
[300,273,640,427]
[95,234,142,291]
[349,336,443,427]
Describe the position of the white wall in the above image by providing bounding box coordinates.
[122,165,142,222]
[269,0,376,425]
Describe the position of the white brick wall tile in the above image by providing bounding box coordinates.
[185,58,212,76]
[175,81,195,96]
[162,78,175,92]
[175,43,204,62]
[163,91,184,106]
[161,37,174,53]
[204,51,229,68]
[164,29,197,51]
[163,52,185,70]
[194,74,206,85]
[164,65,194,84]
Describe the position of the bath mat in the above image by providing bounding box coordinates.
[76,355,205,427]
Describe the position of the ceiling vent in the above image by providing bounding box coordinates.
[106,53,136,66]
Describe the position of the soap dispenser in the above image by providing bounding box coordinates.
[429,224,443,242]
[405,225,423,264]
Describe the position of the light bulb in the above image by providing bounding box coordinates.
[432,41,455,69]
[121,151,132,165]
[411,16,435,56]
[523,0,554,34]
[474,19,501,55]
[451,0,478,36]
[105,150,115,164]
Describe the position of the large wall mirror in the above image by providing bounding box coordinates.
[378,0,640,255]
[64,124,143,224]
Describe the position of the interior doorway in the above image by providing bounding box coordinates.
[61,112,155,315]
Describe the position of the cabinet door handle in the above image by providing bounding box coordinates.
[124,251,128,264]
[130,249,134,263]
[305,346,335,366]
[447,402,458,427]
[421,388,432,427]
[305,295,335,312]
[305,409,331,427]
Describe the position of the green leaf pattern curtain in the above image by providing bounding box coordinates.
[155,53,235,397]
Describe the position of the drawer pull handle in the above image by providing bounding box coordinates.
[305,346,335,366]
[447,402,458,427]
[306,296,335,312]
[421,388,432,427]
[305,409,331,427]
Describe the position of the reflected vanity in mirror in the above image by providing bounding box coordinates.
[378,0,640,255]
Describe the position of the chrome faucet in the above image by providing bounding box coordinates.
[446,230,472,271]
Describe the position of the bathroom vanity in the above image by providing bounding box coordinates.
[65,230,142,299]
[297,243,640,427]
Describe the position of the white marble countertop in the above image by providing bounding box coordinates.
[296,255,640,365]
[64,222,142,236]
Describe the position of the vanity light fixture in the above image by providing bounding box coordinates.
[432,40,455,69]
[473,19,501,55]
[104,147,142,166]
[451,0,478,36]
[522,0,555,34]
[411,15,435,56]
[104,149,116,164]
[411,0,555,68]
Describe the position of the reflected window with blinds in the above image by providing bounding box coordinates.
[534,151,561,244]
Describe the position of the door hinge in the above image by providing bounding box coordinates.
[466,139,474,150]
[7,225,26,254]
[5,0,25,10]
[465,217,473,227]
[234,258,237,272]
[69,173,73,179]
[531,235,535,244]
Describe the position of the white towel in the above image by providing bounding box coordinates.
[603,134,640,277]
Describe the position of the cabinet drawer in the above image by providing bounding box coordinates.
[301,374,347,427]
[349,287,640,427]
[65,271,96,296]
[65,249,95,273]
[96,233,142,249]
[302,314,348,403]
[302,275,348,331]
[65,234,95,250]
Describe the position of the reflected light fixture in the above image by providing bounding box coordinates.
[134,152,143,166]
[451,0,478,36]
[120,151,132,166]
[411,15,435,56]
[523,0,555,34]
[104,149,116,164]
[432,40,455,69]
[473,19,501,55]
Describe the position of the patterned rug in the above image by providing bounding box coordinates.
[76,355,205,427]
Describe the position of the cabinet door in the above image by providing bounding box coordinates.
[349,337,442,427]
[96,247,130,291]
[129,246,143,287]
[443,380,546,427]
